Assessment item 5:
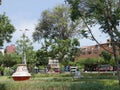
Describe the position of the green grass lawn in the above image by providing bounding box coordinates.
[0,72,120,90]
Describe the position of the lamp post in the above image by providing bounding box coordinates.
[12,29,31,81]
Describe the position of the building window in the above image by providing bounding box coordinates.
[88,50,92,54]
[93,45,100,54]
[94,49,98,54]
[81,51,85,55]
[81,48,86,55]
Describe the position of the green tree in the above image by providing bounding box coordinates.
[66,0,120,85]
[35,49,48,66]
[2,54,17,67]
[0,53,4,65]
[49,38,80,63]
[16,33,34,64]
[0,13,15,46]
[101,50,112,64]
[33,4,81,41]
[76,58,98,71]
[0,53,21,67]
[33,4,80,63]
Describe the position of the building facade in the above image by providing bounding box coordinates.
[48,59,60,69]
[5,44,16,54]
[77,39,113,59]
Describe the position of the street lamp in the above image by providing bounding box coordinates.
[12,29,31,81]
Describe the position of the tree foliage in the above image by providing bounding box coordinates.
[0,53,20,67]
[33,4,81,41]
[0,13,15,46]
[33,4,80,63]
[76,58,98,71]
[66,0,120,84]
[49,38,80,62]
[101,50,112,63]
[35,49,48,66]
[76,58,98,65]
[16,34,34,64]
[66,0,120,41]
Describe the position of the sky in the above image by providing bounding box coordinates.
[0,0,108,50]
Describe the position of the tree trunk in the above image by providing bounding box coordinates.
[111,39,120,85]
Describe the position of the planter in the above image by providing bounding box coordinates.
[12,64,31,81]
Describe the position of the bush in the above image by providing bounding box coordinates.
[4,67,13,76]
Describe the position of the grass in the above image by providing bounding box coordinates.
[0,72,120,90]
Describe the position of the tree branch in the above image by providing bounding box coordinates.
[81,16,113,54]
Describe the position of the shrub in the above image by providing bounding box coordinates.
[4,67,13,76]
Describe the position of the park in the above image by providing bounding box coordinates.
[1,0,120,90]
[0,71,120,90]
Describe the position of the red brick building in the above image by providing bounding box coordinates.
[77,39,113,59]
[5,44,16,54]
[75,39,120,71]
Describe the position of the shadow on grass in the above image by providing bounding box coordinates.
[70,82,120,90]
[70,82,104,90]
[0,83,6,90]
